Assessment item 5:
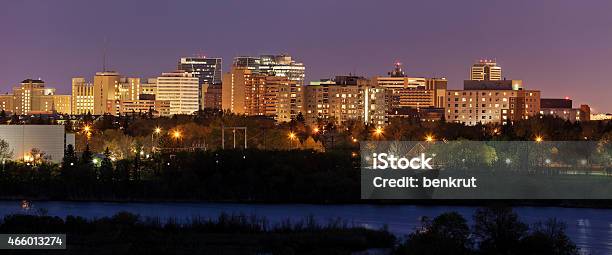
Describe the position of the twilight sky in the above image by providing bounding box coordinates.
[1,0,611,113]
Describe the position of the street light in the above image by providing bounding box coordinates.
[288,132,297,149]
[535,135,543,143]
[154,127,162,134]
[173,130,182,139]
[373,127,383,140]
[312,127,319,134]
[425,135,435,142]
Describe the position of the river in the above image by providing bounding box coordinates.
[0,201,610,255]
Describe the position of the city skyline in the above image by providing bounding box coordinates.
[1,0,612,113]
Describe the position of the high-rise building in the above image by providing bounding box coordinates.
[177,57,223,110]
[222,66,303,122]
[12,79,55,115]
[304,76,386,126]
[93,72,120,115]
[71,77,94,115]
[0,93,13,114]
[92,72,142,115]
[470,60,502,81]
[201,84,222,110]
[140,78,158,97]
[373,63,447,110]
[53,95,72,115]
[178,57,222,85]
[445,88,540,125]
[233,54,305,85]
[156,72,199,115]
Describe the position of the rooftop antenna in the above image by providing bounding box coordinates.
[102,36,108,72]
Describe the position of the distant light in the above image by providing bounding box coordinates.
[425,135,435,142]
[92,158,98,164]
[565,96,570,100]
[535,136,543,143]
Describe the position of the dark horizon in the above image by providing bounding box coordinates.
[1,0,611,113]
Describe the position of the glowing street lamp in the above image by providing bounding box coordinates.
[173,130,182,139]
[535,135,543,143]
[154,127,162,134]
[425,135,435,142]
[312,127,319,134]
[288,132,297,149]
[83,125,91,133]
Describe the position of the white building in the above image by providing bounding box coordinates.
[155,72,199,115]
[0,125,75,163]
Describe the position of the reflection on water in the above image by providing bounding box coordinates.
[0,201,610,254]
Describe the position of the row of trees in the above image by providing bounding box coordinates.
[395,207,578,255]
[0,207,578,254]
[74,111,612,155]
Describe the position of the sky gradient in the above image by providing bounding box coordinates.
[1,0,611,113]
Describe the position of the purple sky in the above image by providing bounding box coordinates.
[1,0,611,113]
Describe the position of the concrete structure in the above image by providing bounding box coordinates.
[177,57,223,110]
[201,83,222,110]
[71,77,94,115]
[470,60,502,81]
[119,99,171,117]
[373,63,447,110]
[540,98,590,122]
[12,79,56,115]
[0,125,75,163]
[304,76,386,126]
[140,78,158,96]
[93,72,121,115]
[233,54,305,85]
[53,95,72,114]
[0,93,14,114]
[445,89,540,125]
[156,72,199,115]
[222,67,303,121]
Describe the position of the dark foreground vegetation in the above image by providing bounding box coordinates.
[1,148,611,207]
[0,207,577,255]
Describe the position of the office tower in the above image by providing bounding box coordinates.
[156,72,199,115]
[222,66,303,122]
[540,98,590,122]
[118,77,141,101]
[53,95,72,114]
[201,83,222,110]
[0,94,13,113]
[93,71,120,115]
[178,57,223,110]
[470,60,502,81]
[374,63,447,110]
[233,54,305,85]
[140,78,158,97]
[71,78,95,115]
[222,67,251,114]
[445,88,540,126]
[178,57,222,85]
[13,79,56,115]
[304,76,386,126]
[265,76,302,122]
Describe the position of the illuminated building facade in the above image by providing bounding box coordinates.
[470,60,502,81]
[304,76,386,126]
[71,77,94,115]
[540,98,590,122]
[155,72,199,115]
